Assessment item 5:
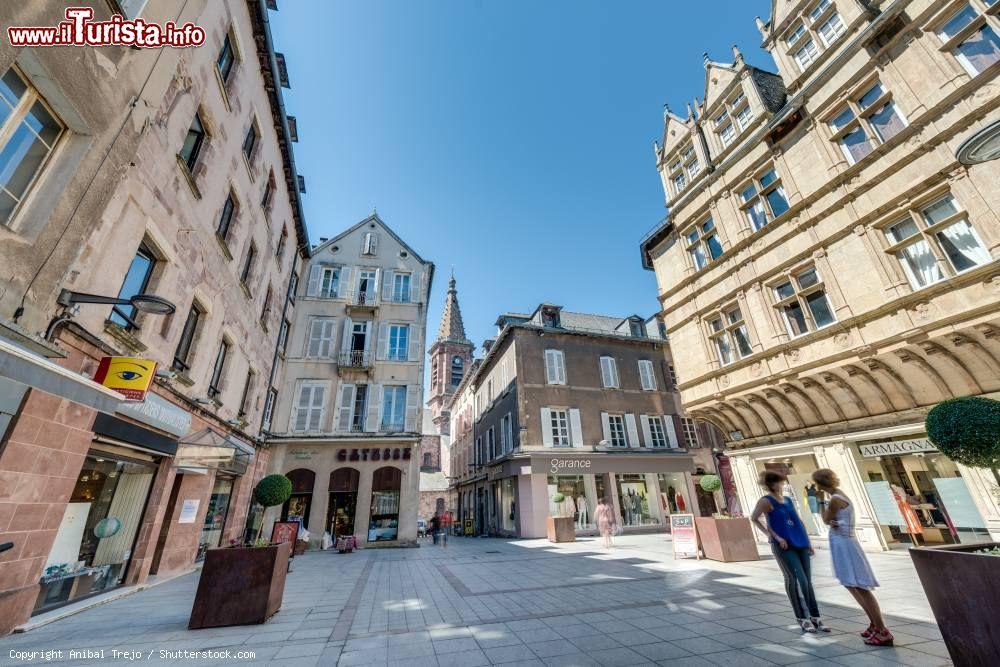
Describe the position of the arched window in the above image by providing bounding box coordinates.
[282,468,316,528]
[369,467,402,541]
[450,356,464,386]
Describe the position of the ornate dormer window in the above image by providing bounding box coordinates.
[783,0,847,74]
[712,89,755,150]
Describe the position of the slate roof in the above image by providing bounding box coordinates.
[436,275,470,344]
[750,67,788,113]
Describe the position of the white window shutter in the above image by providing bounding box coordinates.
[373,268,381,302]
[336,384,354,432]
[306,265,322,297]
[640,415,653,447]
[309,385,326,431]
[366,384,381,432]
[610,358,620,388]
[625,413,640,448]
[569,408,583,447]
[377,385,386,431]
[340,317,354,355]
[600,357,612,387]
[600,412,611,443]
[306,319,320,357]
[664,415,679,448]
[416,270,425,302]
[363,321,374,358]
[293,384,310,431]
[639,360,655,390]
[338,267,351,299]
[370,233,378,254]
[408,326,420,361]
[540,407,553,447]
[322,320,336,358]
[404,385,419,432]
[544,350,557,384]
[382,270,394,301]
[377,322,389,360]
[557,351,566,384]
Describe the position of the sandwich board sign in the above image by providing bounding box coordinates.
[670,513,701,559]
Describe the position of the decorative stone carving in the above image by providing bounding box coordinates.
[853,224,867,236]
[911,301,932,321]
[834,332,852,348]
[750,362,763,377]
[719,375,731,388]
[787,349,801,363]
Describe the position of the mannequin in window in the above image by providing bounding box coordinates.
[576,495,589,528]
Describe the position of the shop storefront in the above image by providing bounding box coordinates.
[472,450,698,539]
[266,439,421,546]
[726,424,1000,552]
[35,447,158,614]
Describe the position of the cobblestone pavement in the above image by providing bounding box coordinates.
[1,535,951,666]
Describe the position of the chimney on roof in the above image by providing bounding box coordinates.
[482,339,495,355]
[732,44,744,66]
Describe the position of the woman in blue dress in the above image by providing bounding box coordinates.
[750,470,830,633]
[812,469,893,646]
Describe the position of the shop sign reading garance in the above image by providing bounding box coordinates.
[858,438,937,458]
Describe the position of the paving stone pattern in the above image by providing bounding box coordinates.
[0,535,951,666]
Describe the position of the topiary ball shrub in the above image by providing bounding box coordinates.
[926,397,1000,470]
[551,492,565,504]
[254,474,292,508]
[700,475,722,493]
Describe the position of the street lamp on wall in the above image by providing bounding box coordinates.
[46,288,176,341]
[956,118,1000,165]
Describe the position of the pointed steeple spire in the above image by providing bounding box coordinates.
[437,273,469,344]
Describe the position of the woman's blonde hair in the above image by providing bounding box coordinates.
[812,468,839,490]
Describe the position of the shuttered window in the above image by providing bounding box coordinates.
[638,360,656,390]
[293,383,326,432]
[306,318,336,358]
[544,349,566,385]
[599,356,619,388]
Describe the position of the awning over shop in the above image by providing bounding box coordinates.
[0,337,122,414]
[174,427,255,474]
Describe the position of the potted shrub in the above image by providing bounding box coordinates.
[909,397,1000,664]
[188,474,293,629]
[546,492,576,543]
[694,476,759,562]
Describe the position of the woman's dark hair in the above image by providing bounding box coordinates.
[812,468,838,490]
[759,470,787,491]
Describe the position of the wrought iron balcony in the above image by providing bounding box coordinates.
[338,350,373,370]
[344,290,378,312]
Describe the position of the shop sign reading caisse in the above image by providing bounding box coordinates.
[336,447,411,462]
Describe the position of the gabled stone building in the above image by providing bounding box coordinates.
[264,214,433,547]
[642,0,1000,550]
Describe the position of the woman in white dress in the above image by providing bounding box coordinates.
[811,469,894,647]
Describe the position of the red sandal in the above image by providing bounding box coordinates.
[860,625,874,639]
[864,629,894,646]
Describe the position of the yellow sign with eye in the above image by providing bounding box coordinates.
[93,356,158,401]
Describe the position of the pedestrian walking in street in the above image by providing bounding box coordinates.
[812,469,893,646]
[429,513,440,545]
[439,511,451,548]
[595,497,616,548]
[750,470,830,634]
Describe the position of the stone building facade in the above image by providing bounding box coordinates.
[641,0,1000,551]
[449,304,726,539]
[0,0,306,632]
[264,214,432,547]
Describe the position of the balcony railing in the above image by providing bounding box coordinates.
[344,290,378,307]
[380,420,406,433]
[339,350,372,368]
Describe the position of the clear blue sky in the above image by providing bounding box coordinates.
[272,1,773,350]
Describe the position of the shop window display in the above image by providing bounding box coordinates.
[35,452,156,615]
[547,475,593,530]
[616,474,655,527]
[197,476,234,559]
[657,473,689,517]
[369,467,401,541]
[500,478,516,533]
[855,439,989,547]
[282,468,316,530]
